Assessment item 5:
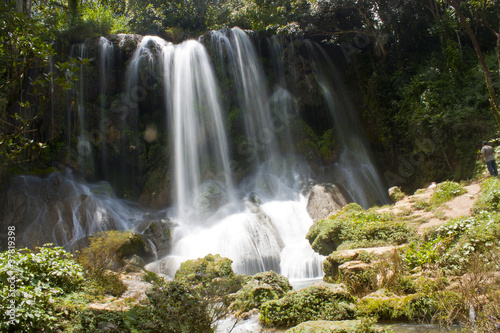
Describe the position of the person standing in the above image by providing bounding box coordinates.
[482,141,498,176]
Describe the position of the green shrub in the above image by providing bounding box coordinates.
[259,284,356,328]
[339,266,378,296]
[132,280,213,333]
[0,244,84,332]
[77,230,132,296]
[404,237,445,270]
[473,177,500,212]
[429,181,466,206]
[125,255,244,332]
[61,308,128,333]
[78,230,131,276]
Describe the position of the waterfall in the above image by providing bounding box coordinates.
[304,41,390,207]
[140,30,324,280]
[69,42,94,177]
[98,37,114,180]
[211,28,279,165]
[165,40,235,221]
[6,29,392,282]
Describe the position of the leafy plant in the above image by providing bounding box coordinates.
[77,230,132,296]
[0,244,84,332]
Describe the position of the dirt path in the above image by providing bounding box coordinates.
[417,183,481,233]
[378,182,482,235]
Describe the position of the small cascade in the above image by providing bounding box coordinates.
[165,40,235,221]
[304,41,390,207]
[98,37,114,180]
[70,42,94,177]
[123,36,168,189]
[211,28,279,165]
[2,171,144,249]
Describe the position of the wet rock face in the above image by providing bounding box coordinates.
[0,172,145,250]
[140,219,174,259]
[306,183,350,221]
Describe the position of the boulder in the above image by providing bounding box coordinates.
[306,184,350,221]
[230,271,292,313]
[323,246,401,282]
[140,219,174,259]
[388,186,405,202]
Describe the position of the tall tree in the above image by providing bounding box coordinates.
[446,0,500,127]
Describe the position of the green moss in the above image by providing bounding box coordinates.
[357,293,439,322]
[259,284,356,328]
[307,206,414,255]
[231,271,292,312]
[175,254,243,293]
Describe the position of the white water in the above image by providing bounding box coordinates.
[304,40,390,207]
[167,40,235,221]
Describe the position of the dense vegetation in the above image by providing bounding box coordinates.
[1,179,499,331]
[1,0,499,193]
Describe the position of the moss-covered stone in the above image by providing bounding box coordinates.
[307,204,413,256]
[230,271,292,313]
[388,186,405,203]
[117,233,154,262]
[259,282,356,328]
[357,293,439,322]
[175,254,241,292]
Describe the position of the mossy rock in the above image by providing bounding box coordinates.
[259,282,356,328]
[307,204,413,256]
[306,219,344,256]
[116,233,154,262]
[357,293,439,321]
[388,186,405,202]
[231,271,292,312]
[175,254,242,292]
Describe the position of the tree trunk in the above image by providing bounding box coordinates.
[69,0,79,27]
[15,0,31,17]
[447,0,500,128]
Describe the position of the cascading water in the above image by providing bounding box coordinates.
[210,28,280,165]
[98,37,114,180]
[304,41,390,207]
[166,40,235,221]
[2,171,145,249]
[70,42,93,177]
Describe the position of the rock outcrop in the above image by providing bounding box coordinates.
[306,184,350,221]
